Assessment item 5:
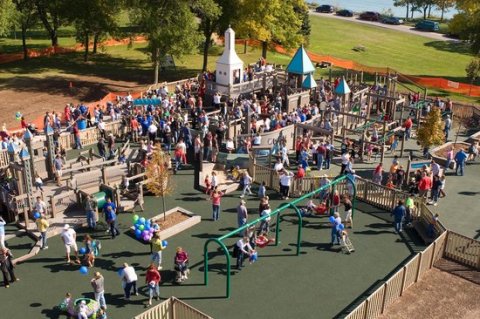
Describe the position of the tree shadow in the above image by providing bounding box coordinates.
[423,40,473,56]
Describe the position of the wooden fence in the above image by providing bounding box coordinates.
[133,297,212,319]
[0,149,9,169]
[443,231,480,269]
[345,231,448,319]
[49,190,77,217]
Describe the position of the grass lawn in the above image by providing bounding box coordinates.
[308,15,474,82]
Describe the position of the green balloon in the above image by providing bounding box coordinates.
[138,224,145,231]
[133,214,139,222]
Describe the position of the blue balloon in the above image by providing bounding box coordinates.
[162,240,168,247]
[79,266,88,275]
[117,269,124,277]
[135,229,142,238]
[329,216,335,223]
[139,217,146,225]
[144,225,151,231]
[79,247,87,255]
[338,224,345,231]
[33,212,41,219]
[145,220,151,227]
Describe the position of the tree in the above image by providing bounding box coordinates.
[192,0,222,72]
[13,0,37,61]
[417,108,445,151]
[449,0,480,55]
[145,150,175,221]
[0,0,16,37]
[235,0,306,59]
[465,58,480,96]
[34,0,68,46]
[394,0,411,20]
[67,0,120,62]
[134,0,201,84]
[434,0,455,21]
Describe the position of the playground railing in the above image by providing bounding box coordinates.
[345,231,447,319]
[444,231,480,270]
[133,296,213,319]
[0,149,9,169]
[49,190,77,217]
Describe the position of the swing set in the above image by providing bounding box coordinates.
[203,174,356,298]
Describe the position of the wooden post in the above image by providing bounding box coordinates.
[381,283,388,314]
[244,39,247,54]
[415,253,423,282]
[400,267,407,296]
[101,167,107,185]
[381,120,387,163]
[400,131,406,158]
[49,195,56,218]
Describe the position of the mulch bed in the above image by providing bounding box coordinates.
[433,143,469,159]
[152,211,190,230]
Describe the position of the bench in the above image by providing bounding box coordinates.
[412,220,435,244]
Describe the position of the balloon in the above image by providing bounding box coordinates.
[145,220,151,227]
[139,217,146,225]
[117,269,124,277]
[132,214,139,222]
[33,212,41,219]
[329,216,335,223]
[142,234,149,242]
[144,225,151,231]
[79,247,87,255]
[79,266,88,275]
[135,229,142,238]
[162,240,168,247]
[142,230,149,237]
[149,228,154,234]
[338,224,345,231]
[138,224,145,231]
[15,112,22,120]
[153,224,160,230]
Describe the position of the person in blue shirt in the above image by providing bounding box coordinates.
[454,149,467,176]
[104,206,119,239]
[391,200,406,233]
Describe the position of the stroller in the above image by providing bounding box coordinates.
[339,230,355,254]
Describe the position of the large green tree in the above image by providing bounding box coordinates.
[449,0,480,55]
[235,0,307,59]
[134,0,201,84]
[34,0,68,46]
[0,0,16,37]
[434,0,456,22]
[13,0,37,61]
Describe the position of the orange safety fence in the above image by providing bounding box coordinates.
[0,36,147,65]
[235,38,480,97]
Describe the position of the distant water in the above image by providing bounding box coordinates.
[317,0,457,19]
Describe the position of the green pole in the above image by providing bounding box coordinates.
[203,238,231,298]
[287,203,303,256]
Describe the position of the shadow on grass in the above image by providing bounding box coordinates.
[423,40,473,56]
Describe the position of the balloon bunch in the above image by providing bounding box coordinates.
[132,214,159,242]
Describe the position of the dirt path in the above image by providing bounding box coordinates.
[310,11,460,43]
[379,263,480,319]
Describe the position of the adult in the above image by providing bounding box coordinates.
[35,214,49,250]
[61,224,79,264]
[145,264,161,306]
[234,236,254,270]
[429,175,442,206]
[444,115,452,141]
[279,170,294,200]
[53,154,64,186]
[330,212,342,245]
[316,143,326,171]
[273,158,284,172]
[467,141,478,162]
[258,204,272,235]
[0,247,18,288]
[418,172,432,198]
[121,263,138,300]
[210,187,225,221]
[84,194,97,230]
[0,217,5,249]
[91,272,106,310]
[403,117,412,140]
[236,200,248,233]
[105,206,120,239]
[150,232,166,270]
[340,152,350,175]
[72,123,82,150]
[454,149,467,176]
[430,160,440,177]
[342,195,353,229]
[34,196,47,216]
[391,200,406,233]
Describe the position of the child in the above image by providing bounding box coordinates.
[204,174,211,195]
[386,177,394,189]
[427,213,439,238]
[77,300,88,319]
[59,292,74,316]
[258,181,266,198]
[210,171,217,190]
[97,308,108,319]
[390,136,399,155]
[439,175,446,198]
[34,173,44,192]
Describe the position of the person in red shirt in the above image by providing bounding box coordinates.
[130,117,140,142]
[418,171,432,198]
[373,162,383,184]
[295,136,302,162]
[72,124,82,149]
[145,264,161,306]
[64,104,71,123]
[403,117,413,140]
[20,117,28,129]
[174,247,189,282]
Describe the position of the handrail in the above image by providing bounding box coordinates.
[203,174,355,298]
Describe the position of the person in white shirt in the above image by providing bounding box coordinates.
[279,170,294,199]
[34,196,47,214]
[61,224,78,263]
[240,171,253,198]
[252,134,261,146]
[258,204,272,235]
[273,158,284,172]
[148,123,158,141]
[121,263,138,300]
[340,152,350,174]
[280,145,290,167]
[430,160,441,176]
[235,236,254,270]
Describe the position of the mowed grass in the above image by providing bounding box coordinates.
[308,15,474,81]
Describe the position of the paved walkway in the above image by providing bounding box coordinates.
[310,11,460,43]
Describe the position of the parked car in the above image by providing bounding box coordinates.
[381,16,404,25]
[415,20,440,32]
[316,5,334,13]
[336,9,354,17]
[359,11,380,21]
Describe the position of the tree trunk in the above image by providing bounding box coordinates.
[262,41,268,59]
[428,5,432,18]
[154,47,160,84]
[406,3,409,21]
[202,40,210,72]
[423,6,428,20]
[440,5,445,22]
[84,31,89,62]
[50,30,58,47]
[162,195,166,221]
[93,33,99,54]
[21,25,28,61]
